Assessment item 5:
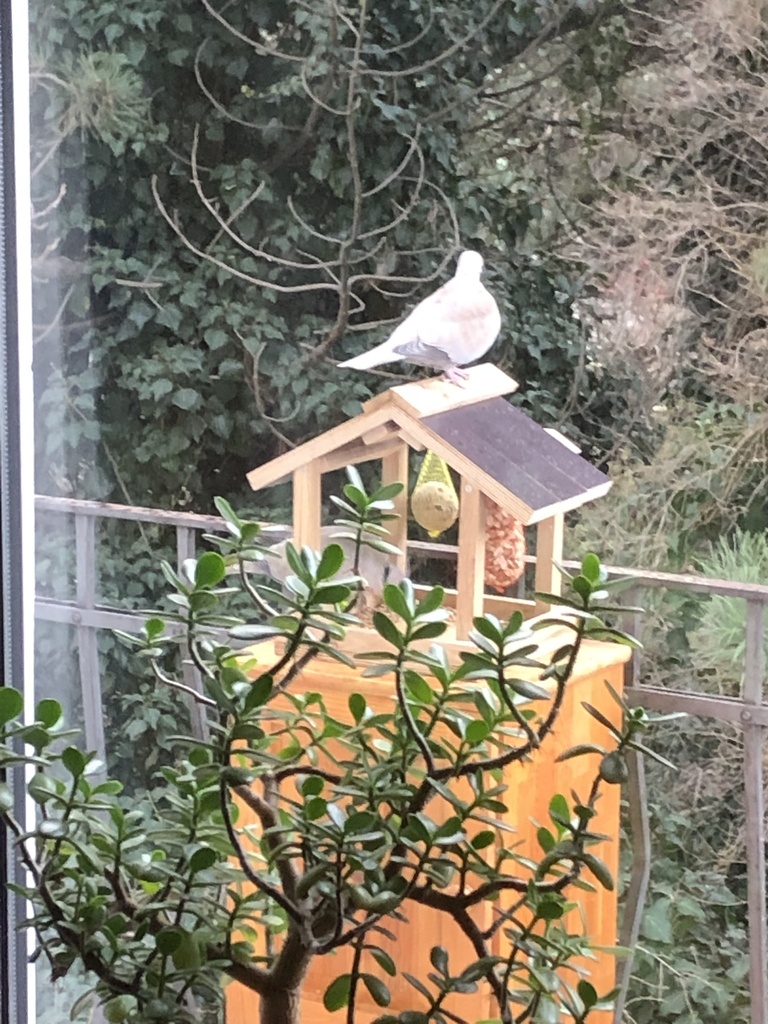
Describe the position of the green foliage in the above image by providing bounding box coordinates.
[689,527,768,682]
[29,3,637,819]
[570,400,768,570]
[35,514,194,792]
[1,484,661,1024]
[625,770,751,1024]
[604,583,758,1023]
[26,2,767,1021]
[30,0,632,515]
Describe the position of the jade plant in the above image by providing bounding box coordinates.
[0,470,670,1024]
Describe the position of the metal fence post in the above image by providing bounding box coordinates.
[176,526,209,742]
[743,598,767,1024]
[614,748,651,1022]
[75,509,106,766]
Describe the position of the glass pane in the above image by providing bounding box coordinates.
[27,2,233,1019]
[24,2,767,1024]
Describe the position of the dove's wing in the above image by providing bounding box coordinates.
[338,258,501,372]
[389,279,501,368]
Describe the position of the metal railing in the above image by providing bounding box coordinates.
[34,495,768,1024]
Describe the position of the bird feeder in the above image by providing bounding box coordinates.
[244,364,612,648]
[232,366,627,1024]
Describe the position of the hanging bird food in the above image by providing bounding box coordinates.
[484,501,527,593]
[411,451,459,538]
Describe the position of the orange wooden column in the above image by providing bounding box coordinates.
[455,480,486,639]
[226,637,630,1024]
[292,464,322,550]
[534,512,564,614]
[380,442,409,574]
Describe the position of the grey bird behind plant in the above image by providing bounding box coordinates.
[250,526,405,607]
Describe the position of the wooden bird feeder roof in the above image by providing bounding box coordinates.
[246,364,610,526]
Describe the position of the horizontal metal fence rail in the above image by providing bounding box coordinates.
[33,495,768,1024]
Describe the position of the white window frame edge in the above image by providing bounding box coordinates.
[2,0,35,1020]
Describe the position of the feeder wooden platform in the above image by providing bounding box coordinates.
[226,631,631,1024]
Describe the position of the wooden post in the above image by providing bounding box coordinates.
[534,513,564,614]
[381,443,409,573]
[455,480,486,640]
[292,464,322,549]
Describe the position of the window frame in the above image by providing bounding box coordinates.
[1,0,35,1020]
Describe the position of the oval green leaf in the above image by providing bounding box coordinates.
[465,720,489,745]
[189,846,217,873]
[349,692,366,724]
[0,687,23,725]
[317,543,345,580]
[194,551,226,588]
[581,553,602,584]
[61,747,86,777]
[373,612,403,649]
[362,974,391,1007]
[323,974,351,1012]
[35,698,62,729]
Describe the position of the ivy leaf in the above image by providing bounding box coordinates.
[172,387,201,410]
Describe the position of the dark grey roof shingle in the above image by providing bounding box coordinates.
[422,397,609,519]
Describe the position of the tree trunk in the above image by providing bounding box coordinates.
[259,986,302,1024]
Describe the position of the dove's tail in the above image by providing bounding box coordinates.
[337,343,398,370]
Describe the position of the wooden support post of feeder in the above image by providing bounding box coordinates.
[292,464,322,550]
[534,513,564,615]
[455,480,486,640]
[381,442,410,573]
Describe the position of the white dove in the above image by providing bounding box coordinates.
[338,250,501,384]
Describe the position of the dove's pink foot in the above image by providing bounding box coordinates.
[444,366,469,386]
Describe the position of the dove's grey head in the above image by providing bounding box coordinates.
[455,250,484,279]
